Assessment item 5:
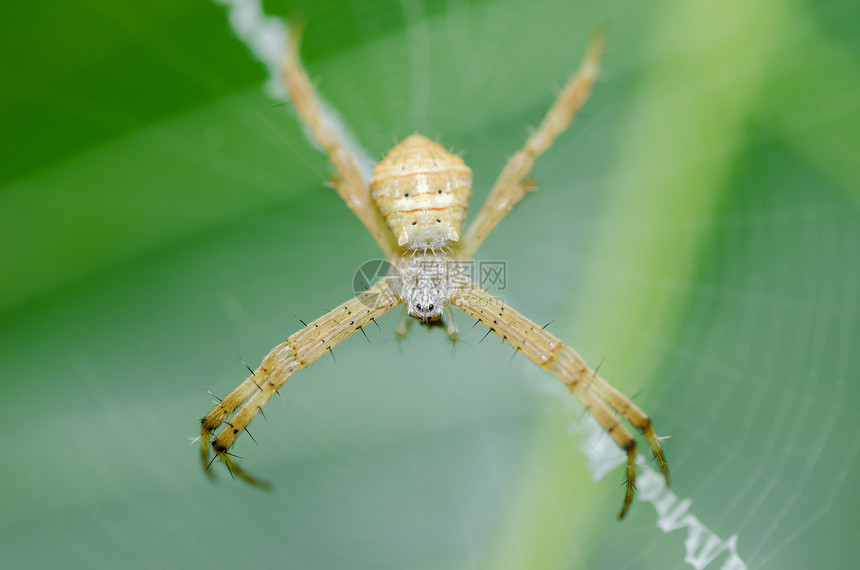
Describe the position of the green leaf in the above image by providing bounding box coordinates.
[2,1,859,568]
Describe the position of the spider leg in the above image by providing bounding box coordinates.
[451,281,667,518]
[395,305,410,339]
[580,366,669,483]
[459,29,605,258]
[283,23,397,257]
[200,279,402,484]
[444,304,459,342]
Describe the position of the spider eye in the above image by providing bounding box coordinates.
[415,303,422,311]
[428,304,434,311]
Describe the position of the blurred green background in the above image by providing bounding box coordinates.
[2,0,859,568]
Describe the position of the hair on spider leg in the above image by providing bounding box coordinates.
[240,361,286,404]
[357,324,370,343]
[222,455,237,481]
[206,390,223,403]
[321,175,341,191]
[237,358,266,392]
[295,315,308,327]
[217,419,259,445]
[236,356,259,378]
[479,328,495,343]
[592,357,606,377]
[204,454,219,474]
[269,386,287,404]
[619,472,638,491]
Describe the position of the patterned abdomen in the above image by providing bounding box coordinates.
[371,134,472,250]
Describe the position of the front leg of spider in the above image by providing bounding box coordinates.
[452,283,669,518]
[200,281,401,483]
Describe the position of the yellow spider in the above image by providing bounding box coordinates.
[199,24,669,518]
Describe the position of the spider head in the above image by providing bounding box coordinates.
[407,287,445,322]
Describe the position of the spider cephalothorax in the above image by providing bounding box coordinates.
[390,251,465,323]
[199,24,669,519]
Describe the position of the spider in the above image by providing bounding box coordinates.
[199,24,669,518]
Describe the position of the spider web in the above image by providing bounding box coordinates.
[206,1,858,567]
[1,1,857,569]
[222,0,700,565]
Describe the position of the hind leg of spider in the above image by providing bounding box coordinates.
[283,23,396,257]
[460,29,605,258]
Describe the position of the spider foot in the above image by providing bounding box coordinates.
[200,427,216,480]
[212,440,271,488]
[618,446,637,519]
[199,412,225,479]
[644,424,670,486]
[200,408,269,487]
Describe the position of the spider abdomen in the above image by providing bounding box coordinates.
[370,134,472,250]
